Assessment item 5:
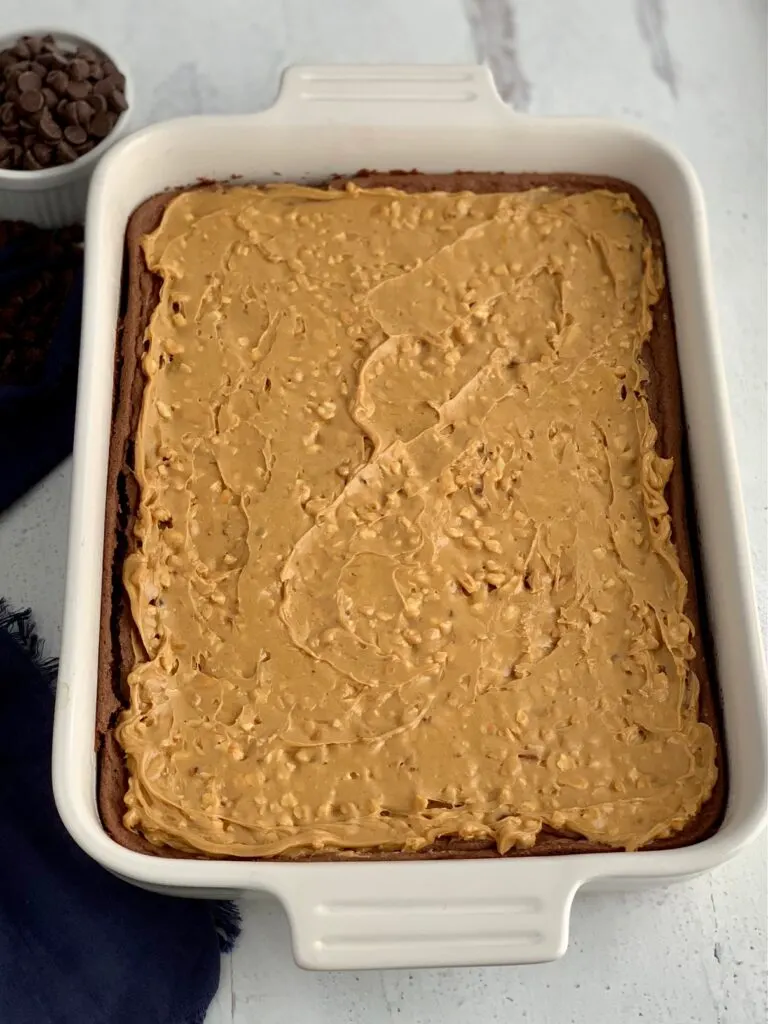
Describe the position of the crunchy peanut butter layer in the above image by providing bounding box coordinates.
[117,183,717,857]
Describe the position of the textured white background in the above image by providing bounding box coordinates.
[1,2,766,1022]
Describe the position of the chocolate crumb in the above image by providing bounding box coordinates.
[0,220,83,387]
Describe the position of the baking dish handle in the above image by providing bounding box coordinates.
[278,859,582,970]
[261,64,513,127]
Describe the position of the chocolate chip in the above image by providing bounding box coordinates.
[46,69,69,95]
[69,57,90,82]
[56,139,78,163]
[32,141,52,166]
[73,99,93,126]
[17,70,42,92]
[92,77,114,97]
[0,136,10,158]
[65,78,91,100]
[22,148,41,170]
[90,110,115,138]
[44,51,69,69]
[38,107,62,141]
[63,100,81,124]
[87,92,108,114]
[0,101,15,126]
[109,89,128,113]
[63,124,88,146]
[18,89,44,114]
[42,86,57,107]
[24,36,44,57]
[12,42,31,61]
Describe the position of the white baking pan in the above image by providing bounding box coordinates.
[53,65,768,970]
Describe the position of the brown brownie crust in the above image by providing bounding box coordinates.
[97,172,725,859]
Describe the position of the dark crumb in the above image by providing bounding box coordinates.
[0,221,83,387]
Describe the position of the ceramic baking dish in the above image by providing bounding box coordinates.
[53,65,767,970]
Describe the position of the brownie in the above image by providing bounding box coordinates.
[96,172,726,859]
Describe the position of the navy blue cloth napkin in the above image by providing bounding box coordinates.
[0,225,240,1022]
[0,601,240,1024]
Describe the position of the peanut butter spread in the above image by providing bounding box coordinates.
[118,183,717,857]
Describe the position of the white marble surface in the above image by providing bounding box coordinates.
[1,1,766,1022]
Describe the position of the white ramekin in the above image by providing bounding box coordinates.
[0,28,133,227]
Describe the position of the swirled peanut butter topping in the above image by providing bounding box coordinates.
[118,183,717,857]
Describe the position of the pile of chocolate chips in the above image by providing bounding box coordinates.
[0,220,83,386]
[0,34,127,170]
